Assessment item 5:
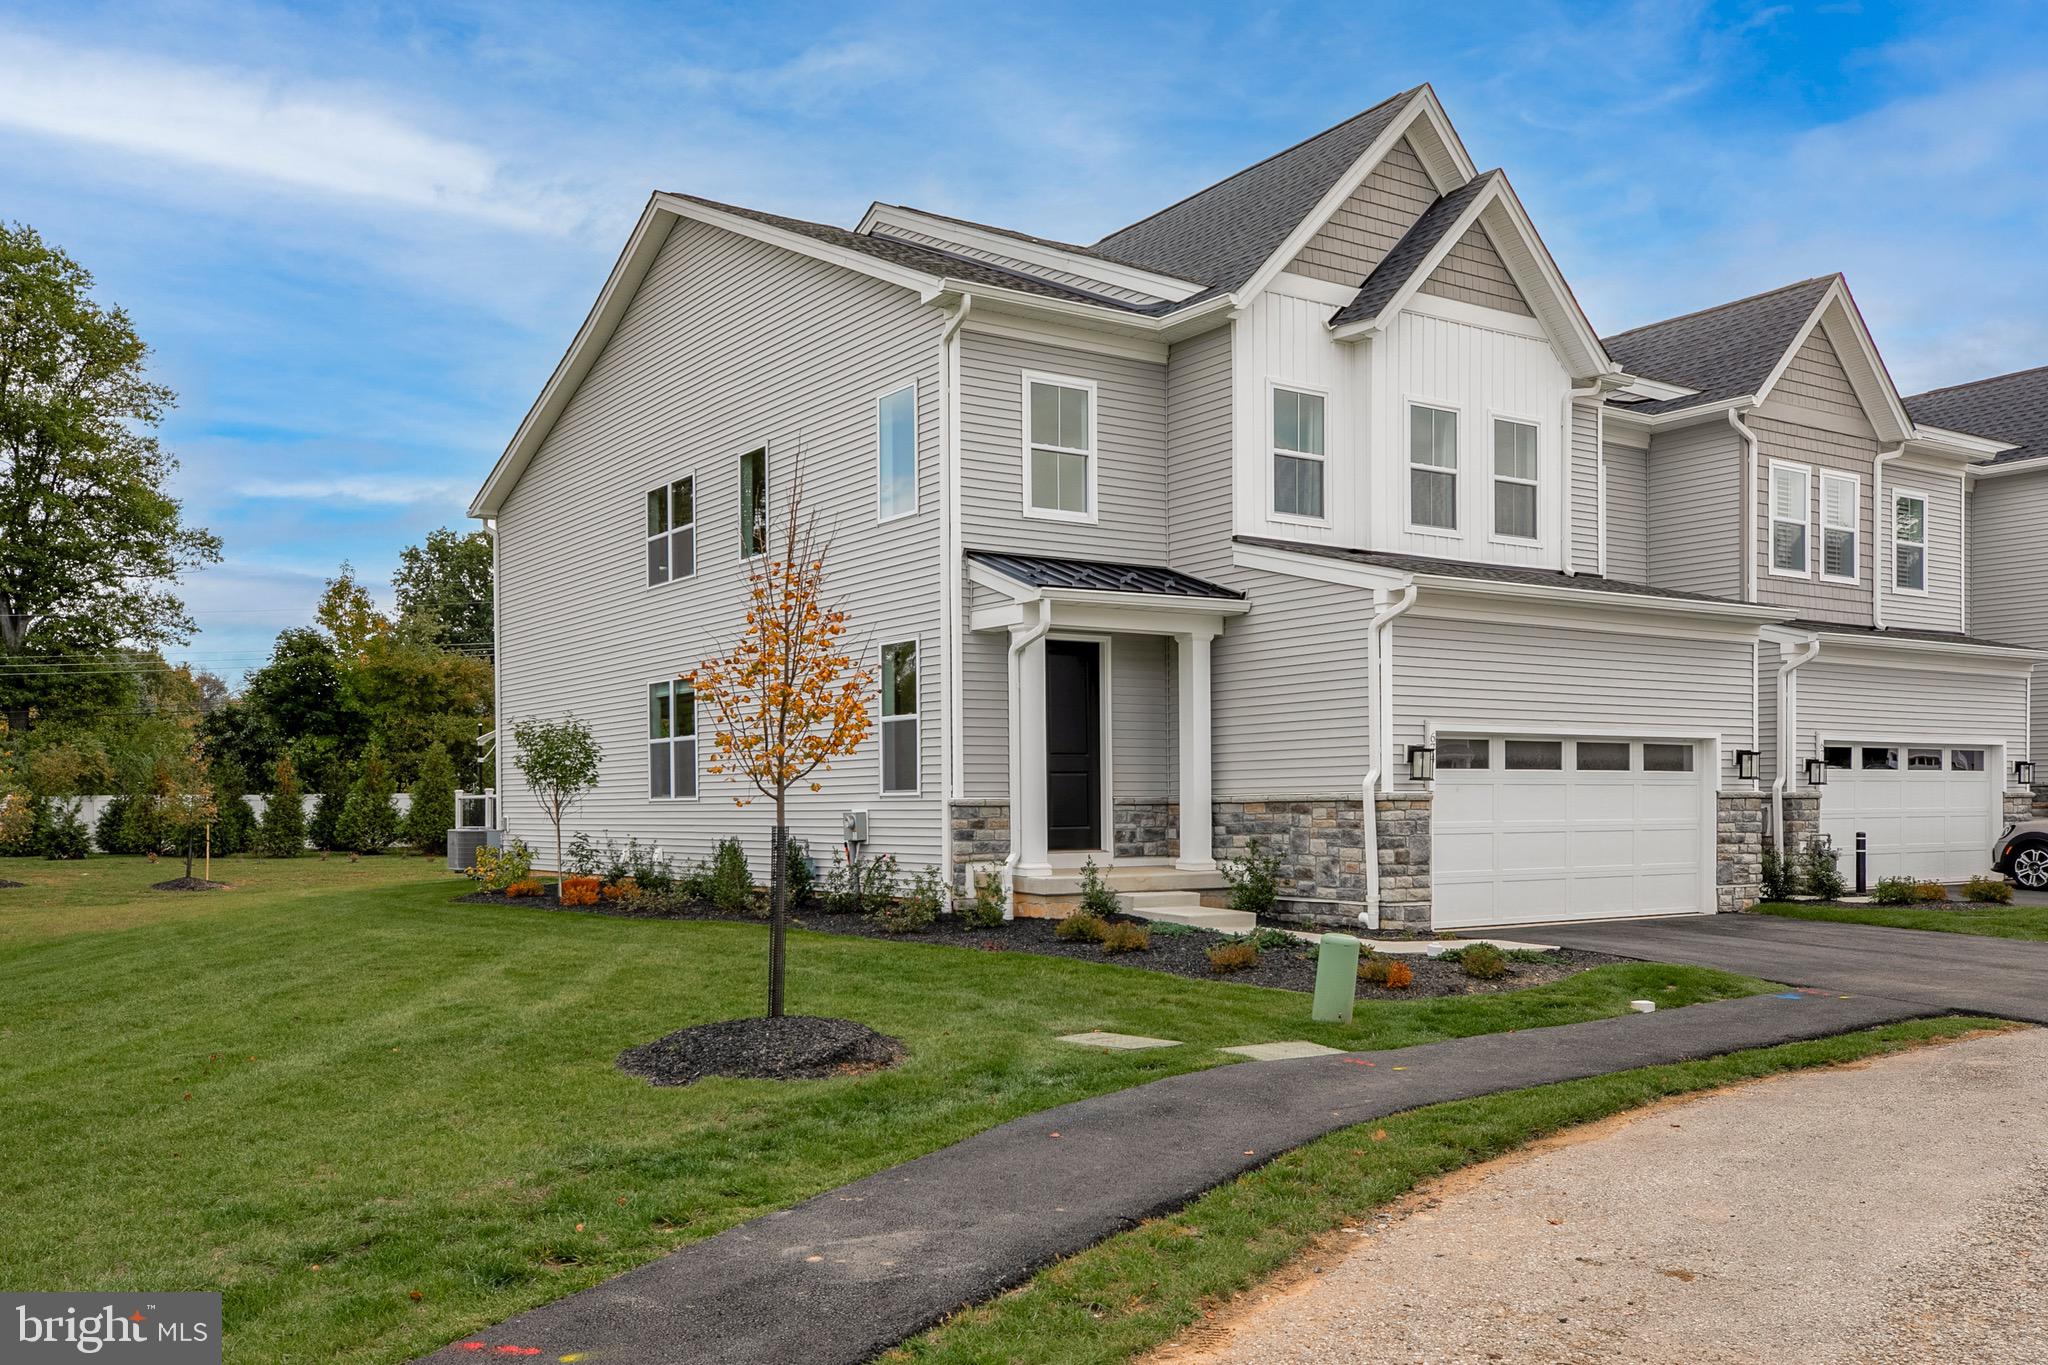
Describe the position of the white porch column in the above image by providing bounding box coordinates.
[1175,628,1216,872]
[1013,626,1052,878]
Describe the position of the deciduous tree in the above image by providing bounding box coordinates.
[511,717,600,893]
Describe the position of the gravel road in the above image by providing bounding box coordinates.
[1149,1027,2047,1365]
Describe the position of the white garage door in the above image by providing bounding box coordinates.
[1433,736,1712,930]
[1819,744,1998,883]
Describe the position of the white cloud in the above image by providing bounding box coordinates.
[0,28,581,232]
[239,475,479,507]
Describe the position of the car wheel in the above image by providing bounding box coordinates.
[2014,846,2048,891]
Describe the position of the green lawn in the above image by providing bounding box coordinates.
[1755,898,2048,941]
[891,1015,2008,1364]
[0,855,1768,1364]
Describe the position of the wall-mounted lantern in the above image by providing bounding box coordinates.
[1733,749,1760,782]
[1803,757,1828,788]
[1407,744,1437,782]
[2018,760,2038,787]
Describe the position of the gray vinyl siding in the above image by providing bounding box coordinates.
[1286,138,1435,286]
[1164,324,1235,578]
[1757,641,1779,785]
[870,223,1165,306]
[1391,615,1757,781]
[1646,423,1744,598]
[1752,413,1877,626]
[1113,634,1175,798]
[1211,566,1371,795]
[1569,402,1599,571]
[960,617,1010,798]
[1604,440,1651,584]
[1773,329,1864,421]
[959,331,1168,562]
[1966,471,2048,647]
[1789,657,2028,773]
[494,217,945,872]
[1417,223,1534,317]
[1881,468,1964,633]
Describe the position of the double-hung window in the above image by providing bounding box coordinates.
[877,384,917,521]
[1893,492,1927,592]
[1408,404,1458,531]
[1770,463,1809,574]
[1492,418,1539,540]
[1271,386,1326,520]
[648,680,697,799]
[739,448,767,558]
[645,477,695,585]
[879,640,919,794]
[1025,376,1093,518]
[1820,472,1859,582]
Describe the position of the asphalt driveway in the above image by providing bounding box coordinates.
[1532,912,2048,1025]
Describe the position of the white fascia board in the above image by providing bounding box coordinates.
[936,278,1234,345]
[1039,587,1251,617]
[1752,280,1914,444]
[1231,539,1412,592]
[857,203,1205,302]
[1411,572,1795,627]
[1472,179,1618,380]
[1800,630,2043,671]
[655,193,935,293]
[1613,374,1699,402]
[1966,455,2048,482]
[1602,394,1760,433]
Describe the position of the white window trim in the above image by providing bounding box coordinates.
[738,446,769,561]
[644,474,697,590]
[1404,396,1463,538]
[1768,460,1811,578]
[1019,370,1099,525]
[878,638,921,797]
[1486,409,1542,546]
[1819,470,1860,585]
[647,677,700,803]
[1266,378,1331,527]
[875,381,920,525]
[1892,488,1930,596]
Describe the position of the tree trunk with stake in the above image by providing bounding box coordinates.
[769,808,789,1018]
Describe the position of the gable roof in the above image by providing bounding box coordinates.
[1328,171,1498,327]
[1905,366,2048,468]
[1091,87,1427,293]
[1601,276,1836,415]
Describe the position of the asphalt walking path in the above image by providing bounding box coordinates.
[417,985,1946,1365]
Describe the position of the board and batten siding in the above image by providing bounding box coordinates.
[1967,468,2048,767]
[1789,656,2029,775]
[1881,463,1965,634]
[1750,412,1877,626]
[1164,324,1235,579]
[494,217,945,872]
[1286,137,1437,287]
[1603,438,1651,584]
[1417,223,1534,317]
[1645,423,1743,599]
[1390,614,1758,788]
[1233,284,1368,549]
[958,329,1168,563]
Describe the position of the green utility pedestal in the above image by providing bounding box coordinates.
[1312,933,1360,1024]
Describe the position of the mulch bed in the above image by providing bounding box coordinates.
[617,1015,904,1086]
[457,889,1616,998]
[151,877,229,892]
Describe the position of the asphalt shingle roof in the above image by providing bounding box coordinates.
[1787,619,2038,653]
[966,550,1245,600]
[1905,366,2048,467]
[1234,537,1761,608]
[1091,87,1425,296]
[1328,171,1498,328]
[865,204,1172,277]
[1602,276,1836,415]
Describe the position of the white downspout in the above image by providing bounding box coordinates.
[1000,596,1050,920]
[1362,583,1419,927]
[1561,382,1599,576]
[937,295,971,900]
[488,516,503,827]
[1771,634,1822,847]
[1872,444,1903,630]
[1730,407,1760,602]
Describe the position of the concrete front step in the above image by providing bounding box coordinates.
[1013,864,1228,897]
[1115,892,1255,933]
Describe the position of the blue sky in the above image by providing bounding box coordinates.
[3,1,2044,674]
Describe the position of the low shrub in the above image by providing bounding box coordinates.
[559,875,601,907]
[871,864,942,934]
[1872,876,1920,906]
[1147,921,1197,938]
[1221,837,1281,916]
[958,868,1007,927]
[1760,844,1795,900]
[1077,858,1120,919]
[1098,922,1150,954]
[1798,838,1847,900]
[818,852,862,914]
[1381,958,1414,990]
[1913,881,1949,903]
[602,876,639,902]
[1964,875,2015,905]
[1056,912,1109,944]
[503,878,545,899]
[861,854,900,917]
[467,839,533,892]
[708,837,755,914]
[1207,940,1259,974]
[1243,926,1296,954]
[783,838,816,907]
[1357,951,1393,984]
[1457,943,1509,980]
[566,831,602,878]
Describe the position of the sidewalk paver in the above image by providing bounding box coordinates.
[1056,1030,1181,1050]
[1218,1041,1346,1061]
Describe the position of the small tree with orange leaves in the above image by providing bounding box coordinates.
[691,460,872,1019]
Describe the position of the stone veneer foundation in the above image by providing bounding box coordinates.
[1716,792,1767,912]
[2010,789,2040,824]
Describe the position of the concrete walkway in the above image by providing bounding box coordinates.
[1148,1026,2048,1365]
[417,991,1934,1365]
[1531,912,2048,1025]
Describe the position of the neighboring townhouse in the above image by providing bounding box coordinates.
[469,83,2037,932]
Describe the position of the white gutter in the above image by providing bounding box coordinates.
[1872,443,1904,630]
[937,296,971,901]
[1361,583,1419,927]
[1561,382,1600,575]
[1730,407,1760,602]
[1000,598,1052,920]
[1771,633,1822,846]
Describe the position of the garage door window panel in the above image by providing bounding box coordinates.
[1643,743,1694,773]
[1907,748,1943,772]
[1952,749,1986,772]
[1505,740,1563,771]
[1438,737,1490,770]
[1861,746,1898,771]
[1575,741,1630,772]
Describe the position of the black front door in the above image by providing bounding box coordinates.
[1045,639,1102,851]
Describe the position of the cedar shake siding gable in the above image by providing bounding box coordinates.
[1285,137,1438,286]
[1417,222,1534,316]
